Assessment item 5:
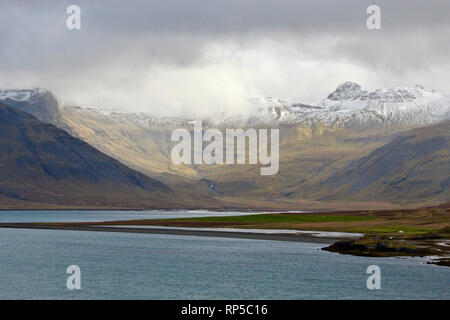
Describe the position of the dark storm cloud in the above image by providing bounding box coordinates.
[0,0,449,115]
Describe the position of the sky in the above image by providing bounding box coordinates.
[0,0,449,118]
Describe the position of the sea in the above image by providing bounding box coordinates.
[0,210,448,299]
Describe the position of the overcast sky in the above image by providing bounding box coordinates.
[0,0,449,118]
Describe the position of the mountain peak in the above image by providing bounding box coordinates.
[327,82,364,101]
[0,88,48,102]
[325,82,442,103]
[0,88,65,127]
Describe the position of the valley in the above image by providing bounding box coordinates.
[0,82,449,210]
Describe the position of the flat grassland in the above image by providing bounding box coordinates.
[80,204,449,236]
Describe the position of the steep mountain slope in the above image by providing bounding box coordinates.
[291,121,450,205]
[59,106,196,179]
[53,82,450,181]
[0,102,176,208]
[0,88,66,129]
[2,83,449,207]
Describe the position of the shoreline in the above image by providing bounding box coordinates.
[1,222,448,266]
[0,223,337,244]
[1,204,448,266]
[0,208,313,213]
[0,201,410,212]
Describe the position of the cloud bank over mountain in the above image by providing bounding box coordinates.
[1,0,449,118]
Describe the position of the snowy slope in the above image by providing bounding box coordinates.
[316,82,450,127]
[1,82,449,128]
[0,88,47,102]
[0,88,65,127]
[221,82,450,127]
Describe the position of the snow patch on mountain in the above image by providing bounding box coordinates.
[1,83,449,128]
[228,82,450,127]
[0,88,47,102]
[316,82,450,127]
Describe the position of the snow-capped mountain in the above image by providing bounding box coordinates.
[316,82,450,127]
[0,88,65,127]
[229,82,450,127]
[0,88,47,102]
[2,85,448,206]
[1,82,449,129]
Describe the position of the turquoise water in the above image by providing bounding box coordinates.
[0,211,448,299]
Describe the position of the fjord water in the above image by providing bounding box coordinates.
[0,211,448,299]
[0,210,262,223]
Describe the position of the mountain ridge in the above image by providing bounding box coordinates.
[2,82,449,129]
[0,101,177,208]
[1,83,449,208]
[288,120,450,205]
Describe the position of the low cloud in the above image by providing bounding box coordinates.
[0,0,449,118]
